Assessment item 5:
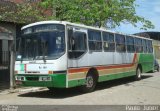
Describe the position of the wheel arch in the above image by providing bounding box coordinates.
[87,67,99,82]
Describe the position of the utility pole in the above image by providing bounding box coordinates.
[9,36,15,90]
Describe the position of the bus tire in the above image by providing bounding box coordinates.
[135,67,142,80]
[80,73,97,93]
[158,67,159,72]
[47,87,55,91]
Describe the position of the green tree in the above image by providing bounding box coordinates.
[41,0,154,30]
[0,2,52,24]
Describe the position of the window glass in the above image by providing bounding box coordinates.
[115,34,126,52]
[103,32,115,51]
[88,30,102,51]
[126,36,135,52]
[116,34,125,44]
[135,38,143,53]
[142,39,147,53]
[126,36,134,45]
[135,38,142,45]
[88,30,101,41]
[68,31,87,59]
[147,40,153,53]
[17,31,65,61]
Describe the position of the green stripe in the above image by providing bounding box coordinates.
[98,71,136,82]
[15,73,67,88]
[67,71,136,88]
[68,79,85,88]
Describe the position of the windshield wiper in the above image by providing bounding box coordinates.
[42,54,46,63]
[41,41,47,63]
[33,40,38,60]
[18,38,23,63]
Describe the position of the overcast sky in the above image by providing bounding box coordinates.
[113,0,160,34]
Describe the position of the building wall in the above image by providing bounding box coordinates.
[0,22,16,39]
[153,40,160,63]
[0,22,16,66]
[0,21,17,88]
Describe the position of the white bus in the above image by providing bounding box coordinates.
[15,21,154,93]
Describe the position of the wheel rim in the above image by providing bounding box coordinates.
[86,76,94,88]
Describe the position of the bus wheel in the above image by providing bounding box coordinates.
[80,73,97,93]
[135,67,142,80]
[47,87,54,91]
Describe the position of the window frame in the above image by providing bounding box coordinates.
[134,38,143,53]
[115,34,126,52]
[142,39,147,53]
[147,40,153,53]
[126,36,135,53]
[102,32,115,52]
[88,29,102,52]
[68,29,87,59]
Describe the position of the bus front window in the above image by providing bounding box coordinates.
[16,27,65,61]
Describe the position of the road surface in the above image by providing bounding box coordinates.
[0,71,160,106]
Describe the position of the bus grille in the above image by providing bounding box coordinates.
[26,77,39,81]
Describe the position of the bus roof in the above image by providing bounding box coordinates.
[22,20,152,40]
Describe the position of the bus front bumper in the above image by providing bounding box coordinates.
[15,74,67,88]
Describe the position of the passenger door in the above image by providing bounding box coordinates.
[67,26,88,68]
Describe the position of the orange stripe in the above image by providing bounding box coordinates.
[96,64,134,70]
[68,68,89,73]
[132,53,137,63]
[68,53,137,74]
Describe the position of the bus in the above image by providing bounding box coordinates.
[15,21,154,93]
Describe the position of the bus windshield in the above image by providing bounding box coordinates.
[16,29,65,61]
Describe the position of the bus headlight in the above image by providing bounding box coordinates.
[39,76,51,81]
[15,76,25,81]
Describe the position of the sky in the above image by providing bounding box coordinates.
[113,0,160,34]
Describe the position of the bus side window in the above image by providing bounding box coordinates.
[150,41,153,53]
[68,29,87,59]
[115,34,126,52]
[126,36,135,53]
[103,32,115,52]
[88,30,102,52]
[135,38,143,53]
[147,40,153,53]
[142,39,147,53]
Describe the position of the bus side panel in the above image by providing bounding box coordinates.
[67,53,138,88]
[67,66,137,88]
[98,53,137,82]
[68,79,86,88]
[67,52,115,88]
[138,53,154,73]
[98,71,136,82]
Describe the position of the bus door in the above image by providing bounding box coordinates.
[67,26,88,68]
